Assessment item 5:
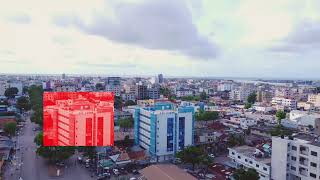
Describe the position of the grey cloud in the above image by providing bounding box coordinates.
[53,0,219,59]
[76,61,137,68]
[269,20,320,53]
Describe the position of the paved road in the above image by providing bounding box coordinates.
[4,115,93,180]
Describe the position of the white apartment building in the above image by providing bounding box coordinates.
[134,103,194,162]
[217,83,234,91]
[228,145,271,180]
[272,134,320,180]
[230,86,254,102]
[288,110,320,128]
[272,97,297,110]
[176,89,193,97]
[308,94,320,107]
[0,81,8,96]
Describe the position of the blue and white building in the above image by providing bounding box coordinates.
[134,102,194,162]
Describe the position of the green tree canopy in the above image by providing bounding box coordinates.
[200,91,208,101]
[28,85,44,126]
[176,146,205,170]
[247,93,257,104]
[244,103,252,109]
[34,132,75,162]
[276,110,286,124]
[16,96,31,111]
[4,122,17,136]
[196,111,219,121]
[118,118,134,131]
[233,168,259,180]
[4,87,19,98]
[114,96,123,110]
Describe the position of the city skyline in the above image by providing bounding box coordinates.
[1,0,320,78]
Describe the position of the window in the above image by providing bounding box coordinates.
[249,161,253,164]
[310,173,316,178]
[256,164,259,168]
[291,156,296,161]
[245,159,248,162]
[231,152,235,155]
[238,156,241,159]
[291,146,297,151]
[290,166,296,171]
[311,151,317,157]
[263,167,267,171]
[310,162,317,168]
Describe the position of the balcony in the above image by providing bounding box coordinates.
[299,146,309,156]
[299,167,308,177]
[299,157,308,166]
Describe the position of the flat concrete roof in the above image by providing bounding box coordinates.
[140,164,196,180]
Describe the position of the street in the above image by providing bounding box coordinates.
[4,115,93,180]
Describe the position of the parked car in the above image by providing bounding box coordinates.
[113,168,119,175]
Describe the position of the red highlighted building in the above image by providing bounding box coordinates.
[43,92,114,146]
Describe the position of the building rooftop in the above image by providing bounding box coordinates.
[140,164,197,180]
[230,145,271,165]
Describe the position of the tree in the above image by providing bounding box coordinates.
[176,146,205,170]
[28,85,44,126]
[4,122,17,136]
[114,96,123,110]
[200,91,208,101]
[228,134,245,147]
[78,146,96,160]
[34,132,75,163]
[118,118,134,131]
[244,103,252,109]
[233,168,259,180]
[4,87,18,98]
[276,110,286,124]
[201,155,213,174]
[196,111,219,121]
[95,83,105,91]
[22,86,29,95]
[124,100,136,106]
[247,93,257,104]
[16,96,31,112]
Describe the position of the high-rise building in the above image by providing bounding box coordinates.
[271,134,320,180]
[148,85,160,99]
[158,74,164,84]
[134,102,194,162]
[135,84,148,100]
[43,92,114,146]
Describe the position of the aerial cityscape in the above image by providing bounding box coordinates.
[1,0,320,180]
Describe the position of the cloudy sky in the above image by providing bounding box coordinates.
[1,0,320,78]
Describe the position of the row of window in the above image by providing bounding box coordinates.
[291,145,318,157]
[234,154,268,171]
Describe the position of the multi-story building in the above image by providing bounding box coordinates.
[228,145,271,180]
[147,86,160,99]
[271,97,297,110]
[257,90,273,103]
[135,84,148,100]
[121,93,136,101]
[43,92,114,146]
[0,81,9,96]
[217,82,234,92]
[158,74,164,84]
[105,84,121,96]
[176,88,193,98]
[134,102,194,162]
[308,94,320,107]
[230,87,254,102]
[271,134,320,180]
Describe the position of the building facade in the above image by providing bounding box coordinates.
[134,103,194,162]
